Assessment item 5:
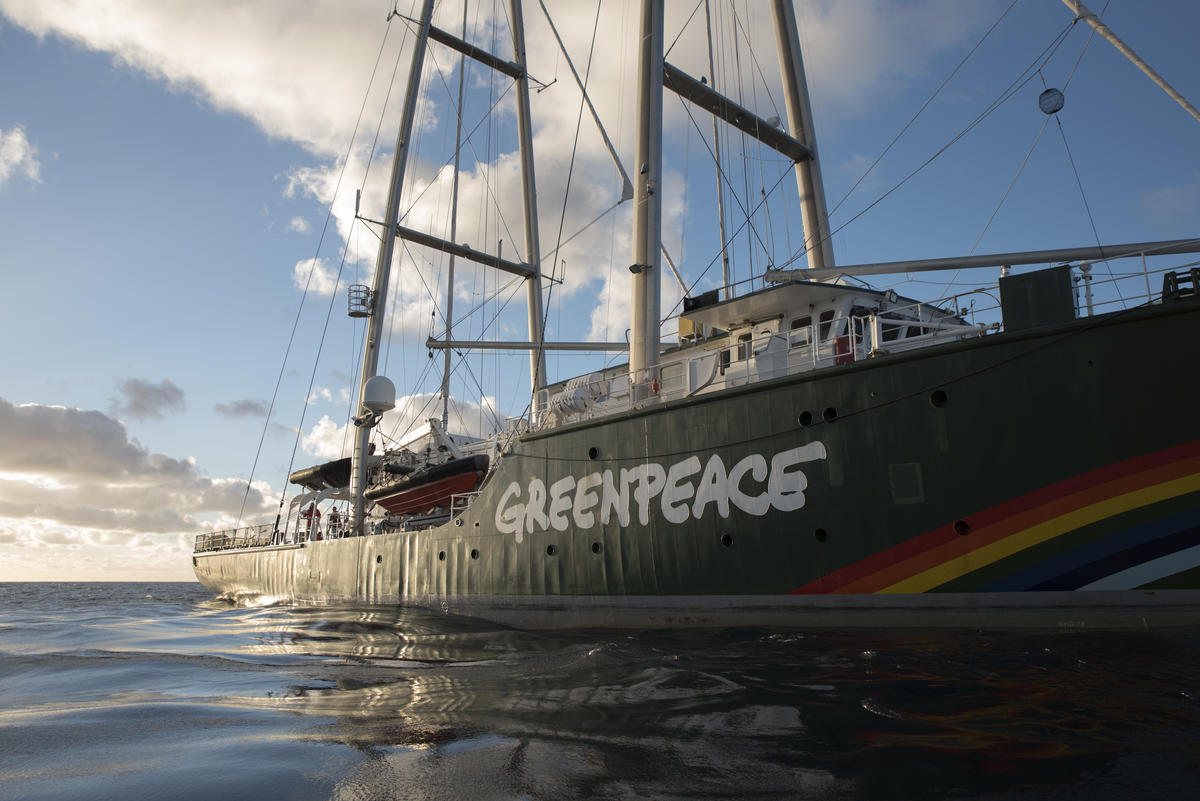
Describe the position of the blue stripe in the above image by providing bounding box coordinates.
[978,504,1200,592]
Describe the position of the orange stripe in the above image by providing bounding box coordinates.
[882,472,1200,593]
[835,454,1200,594]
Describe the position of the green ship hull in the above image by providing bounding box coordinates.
[194,297,1200,627]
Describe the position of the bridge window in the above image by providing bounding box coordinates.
[737,333,752,360]
[818,310,835,340]
[660,362,684,392]
[789,316,811,347]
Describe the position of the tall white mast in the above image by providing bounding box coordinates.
[703,0,732,299]
[630,0,665,395]
[770,0,833,270]
[440,1,469,430]
[350,0,436,535]
[509,0,549,413]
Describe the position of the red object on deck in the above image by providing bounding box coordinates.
[370,470,482,515]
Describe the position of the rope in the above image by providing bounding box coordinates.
[235,16,401,529]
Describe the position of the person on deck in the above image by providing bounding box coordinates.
[302,502,321,541]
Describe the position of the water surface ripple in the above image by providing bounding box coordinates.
[1,582,1198,800]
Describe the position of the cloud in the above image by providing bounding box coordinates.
[214,398,269,418]
[1140,177,1200,226]
[110,377,186,421]
[287,216,311,233]
[0,397,278,578]
[0,125,41,187]
[0,0,986,340]
[292,257,341,297]
[0,0,401,157]
[299,392,500,462]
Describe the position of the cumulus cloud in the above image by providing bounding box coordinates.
[110,377,186,421]
[287,216,311,233]
[292,257,341,297]
[0,0,400,157]
[214,398,269,418]
[0,0,985,343]
[0,125,41,187]
[0,397,278,578]
[308,386,335,404]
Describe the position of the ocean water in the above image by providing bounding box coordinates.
[1,583,1199,800]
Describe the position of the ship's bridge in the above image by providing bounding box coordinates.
[533,278,979,430]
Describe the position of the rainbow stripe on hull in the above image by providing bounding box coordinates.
[793,441,1200,595]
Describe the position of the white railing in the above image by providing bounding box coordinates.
[194,523,275,553]
[451,491,479,517]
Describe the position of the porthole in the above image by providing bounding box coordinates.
[822,407,838,423]
[470,548,480,560]
[953,519,970,536]
[438,550,446,561]
[588,446,599,460]
[591,542,602,554]
[375,554,382,564]
[454,517,463,527]
[814,528,828,543]
[720,533,733,548]
[930,389,948,408]
[546,544,558,556]
[797,410,813,427]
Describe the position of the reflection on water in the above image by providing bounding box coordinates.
[1,583,1199,800]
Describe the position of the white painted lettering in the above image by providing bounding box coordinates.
[691,454,731,519]
[548,475,576,532]
[524,477,549,535]
[728,453,770,515]
[662,455,701,524]
[600,469,630,526]
[494,481,525,539]
[573,472,603,528]
[627,463,667,526]
[768,442,827,512]
[491,442,829,541]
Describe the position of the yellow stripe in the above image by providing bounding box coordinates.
[880,473,1200,594]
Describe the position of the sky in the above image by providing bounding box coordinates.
[1,0,1197,581]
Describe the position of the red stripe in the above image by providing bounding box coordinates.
[790,440,1200,595]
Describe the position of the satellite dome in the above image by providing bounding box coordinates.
[362,376,396,415]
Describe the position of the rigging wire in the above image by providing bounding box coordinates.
[777,18,1079,271]
[827,0,1021,220]
[395,60,519,243]
[677,96,776,265]
[664,0,705,59]
[728,2,783,124]
[664,163,796,320]
[541,0,603,348]
[730,3,754,280]
[932,1,1114,299]
[234,16,401,528]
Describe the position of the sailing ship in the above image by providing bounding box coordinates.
[193,0,1200,627]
